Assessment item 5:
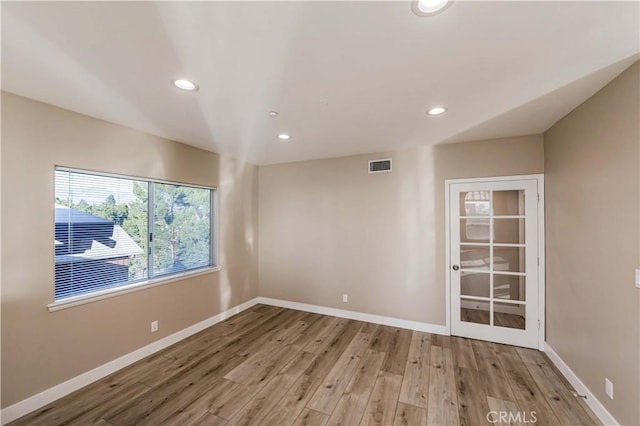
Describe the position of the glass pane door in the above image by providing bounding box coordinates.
[450,179,539,349]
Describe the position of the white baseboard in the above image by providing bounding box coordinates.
[257,297,449,335]
[543,342,619,426]
[0,297,260,425]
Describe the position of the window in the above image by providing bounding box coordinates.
[54,168,216,301]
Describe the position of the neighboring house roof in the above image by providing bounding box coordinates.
[54,205,143,264]
[55,206,113,226]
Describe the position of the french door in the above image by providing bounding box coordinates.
[448,177,543,349]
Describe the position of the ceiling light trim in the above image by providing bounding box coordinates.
[427,106,448,116]
[413,0,453,17]
[172,79,199,92]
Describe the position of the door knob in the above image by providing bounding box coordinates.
[452,265,460,271]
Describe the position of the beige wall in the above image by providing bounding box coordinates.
[0,92,259,407]
[258,135,543,324]
[545,61,640,425]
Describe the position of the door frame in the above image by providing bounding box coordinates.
[444,174,545,350]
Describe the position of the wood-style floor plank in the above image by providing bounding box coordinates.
[260,374,323,426]
[303,320,363,379]
[307,332,372,414]
[304,317,348,354]
[91,419,113,426]
[372,327,412,376]
[392,402,427,426]
[207,380,262,421]
[361,372,403,426]
[486,396,523,425]
[105,351,246,425]
[359,321,380,335]
[191,412,228,426]
[210,346,303,421]
[495,344,560,426]
[64,383,151,426]
[426,346,460,425]
[160,307,281,364]
[226,351,317,426]
[9,305,600,426]
[471,339,516,401]
[541,353,603,426]
[224,339,295,384]
[398,331,431,408]
[15,378,149,426]
[430,334,452,349]
[234,309,308,358]
[158,376,239,424]
[455,366,491,426]
[516,347,597,425]
[326,350,385,426]
[451,337,478,370]
[288,314,326,350]
[293,408,329,426]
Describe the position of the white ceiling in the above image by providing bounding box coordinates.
[2,1,638,165]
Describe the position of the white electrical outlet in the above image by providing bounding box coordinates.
[635,269,640,289]
[151,320,159,333]
[605,378,613,399]
[342,294,348,303]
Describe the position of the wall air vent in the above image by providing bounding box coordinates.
[368,158,392,174]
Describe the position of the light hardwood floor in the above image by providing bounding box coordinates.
[11,305,600,426]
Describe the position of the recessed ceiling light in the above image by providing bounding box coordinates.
[427,106,448,116]
[417,0,451,15]
[268,111,278,117]
[277,133,292,140]
[172,79,199,91]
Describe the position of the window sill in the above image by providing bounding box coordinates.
[47,266,222,312]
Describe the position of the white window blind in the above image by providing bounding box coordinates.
[54,168,215,301]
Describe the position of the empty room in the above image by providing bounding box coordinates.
[1,1,638,425]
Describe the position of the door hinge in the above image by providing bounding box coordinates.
[149,233,153,243]
[538,320,541,330]
[537,193,540,204]
[537,256,539,266]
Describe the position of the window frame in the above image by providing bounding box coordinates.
[49,166,219,312]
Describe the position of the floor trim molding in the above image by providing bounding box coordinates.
[0,297,260,425]
[257,297,449,335]
[543,342,619,426]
